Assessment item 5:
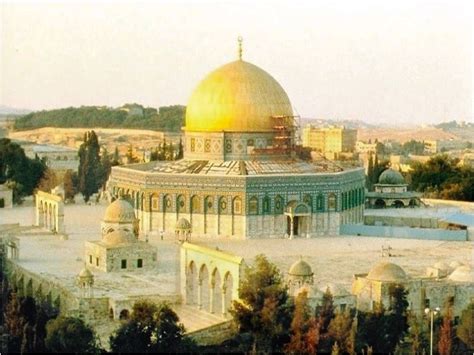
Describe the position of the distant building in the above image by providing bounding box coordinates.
[302,125,357,159]
[119,103,144,117]
[352,261,473,318]
[365,168,421,208]
[20,143,79,173]
[0,184,13,208]
[424,139,467,154]
[355,140,377,155]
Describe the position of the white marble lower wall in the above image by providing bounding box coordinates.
[137,206,364,239]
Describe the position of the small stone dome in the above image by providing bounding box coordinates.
[289,259,313,277]
[103,197,136,223]
[175,218,192,231]
[367,262,407,282]
[102,229,136,246]
[433,261,450,272]
[449,261,463,269]
[79,267,93,278]
[448,265,473,282]
[378,169,405,185]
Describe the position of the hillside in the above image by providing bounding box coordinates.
[13,105,185,132]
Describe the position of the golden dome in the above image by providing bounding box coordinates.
[185,60,293,132]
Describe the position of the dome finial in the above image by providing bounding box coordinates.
[238,36,243,60]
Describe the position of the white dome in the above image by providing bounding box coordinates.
[433,261,450,272]
[103,197,136,224]
[448,265,473,283]
[102,229,136,246]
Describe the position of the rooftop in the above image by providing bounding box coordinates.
[117,158,347,176]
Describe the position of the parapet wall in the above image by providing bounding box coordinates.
[340,224,467,241]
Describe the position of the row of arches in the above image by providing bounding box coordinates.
[186,261,234,318]
[112,186,363,216]
[10,272,62,310]
[37,200,59,232]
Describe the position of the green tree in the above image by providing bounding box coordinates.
[328,310,353,353]
[406,313,428,354]
[37,168,58,193]
[63,169,77,201]
[110,301,193,353]
[0,138,46,203]
[45,316,100,354]
[438,306,453,355]
[384,285,409,352]
[78,131,102,202]
[456,302,474,351]
[177,138,184,159]
[285,291,320,354]
[367,152,374,190]
[230,254,294,353]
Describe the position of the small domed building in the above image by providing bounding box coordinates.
[288,258,314,295]
[366,168,421,208]
[85,199,157,273]
[352,260,473,317]
[107,40,365,239]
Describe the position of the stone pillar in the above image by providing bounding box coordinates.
[289,216,294,239]
[197,280,202,310]
[221,287,227,317]
[209,281,215,313]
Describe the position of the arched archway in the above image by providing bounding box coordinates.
[199,265,209,311]
[223,272,234,317]
[119,309,130,320]
[211,268,222,314]
[186,261,198,305]
[392,200,404,208]
[374,199,386,209]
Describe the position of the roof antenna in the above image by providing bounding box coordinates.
[238,36,243,61]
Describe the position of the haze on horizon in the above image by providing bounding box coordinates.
[1,0,472,126]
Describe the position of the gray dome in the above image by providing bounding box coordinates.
[367,262,407,282]
[289,259,313,277]
[175,218,192,231]
[378,169,405,185]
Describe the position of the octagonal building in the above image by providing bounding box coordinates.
[107,43,365,239]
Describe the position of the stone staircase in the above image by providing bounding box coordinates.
[174,304,227,333]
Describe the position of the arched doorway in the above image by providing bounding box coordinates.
[119,309,130,320]
[392,200,404,208]
[374,199,386,209]
[285,201,311,238]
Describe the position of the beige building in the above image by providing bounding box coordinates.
[352,261,474,318]
[302,125,357,159]
[424,139,467,154]
[85,197,157,273]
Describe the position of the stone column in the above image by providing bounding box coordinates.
[289,216,294,239]
[221,286,227,317]
[197,280,202,310]
[209,281,215,313]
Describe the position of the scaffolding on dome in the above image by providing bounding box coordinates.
[251,115,300,156]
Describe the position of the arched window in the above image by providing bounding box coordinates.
[316,194,324,211]
[219,197,227,214]
[248,196,258,215]
[328,193,337,211]
[274,195,284,214]
[233,197,242,215]
[177,195,185,213]
[163,194,172,211]
[205,196,214,213]
[303,194,312,212]
[191,195,200,213]
[262,196,271,214]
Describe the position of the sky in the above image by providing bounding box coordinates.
[0,0,472,125]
